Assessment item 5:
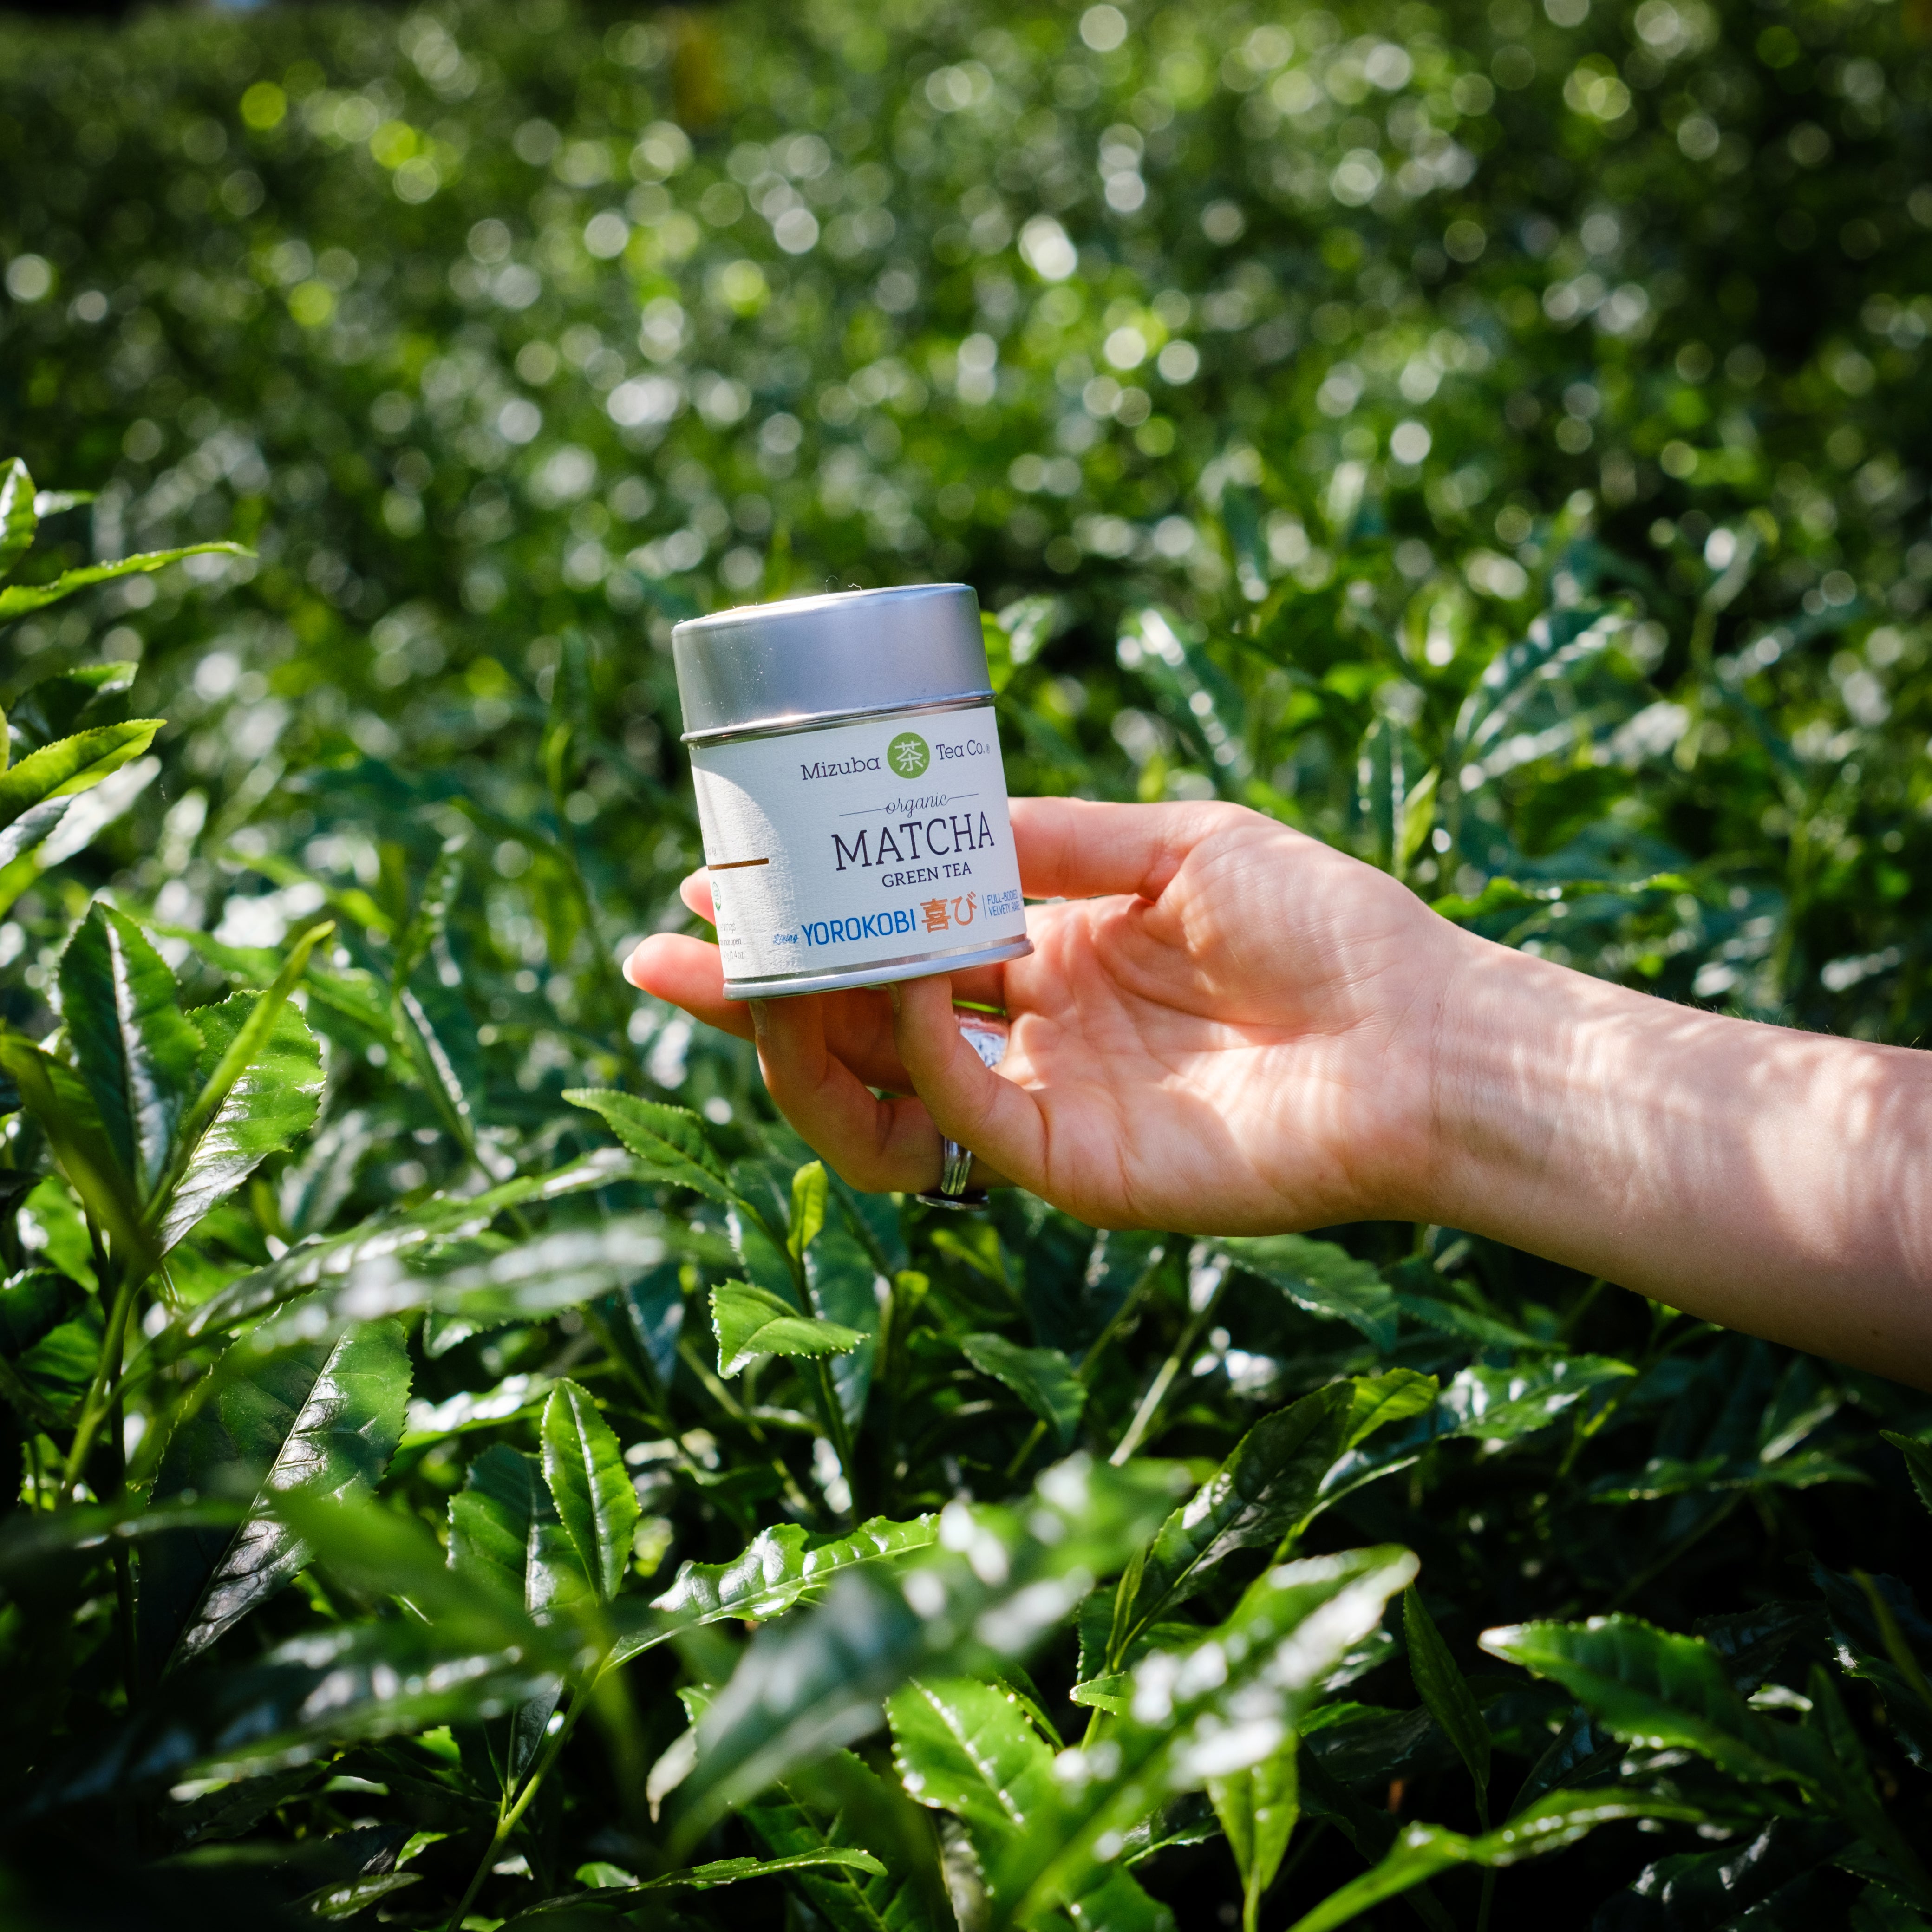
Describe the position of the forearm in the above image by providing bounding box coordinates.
[1422,936,1932,1386]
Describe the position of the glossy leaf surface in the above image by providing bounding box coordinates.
[539,1377,640,1602]
[711,1278,867,1377]
[139,1308,411,1679]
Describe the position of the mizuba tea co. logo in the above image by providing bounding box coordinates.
[887,730,931,779]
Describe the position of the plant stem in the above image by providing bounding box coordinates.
[1110,1269,1226,1466]
[445,1688,587,1932]
[59,1241,137,1502]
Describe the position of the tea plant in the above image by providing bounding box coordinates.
[0,456,1926,1929]
[2,0,1932,1922]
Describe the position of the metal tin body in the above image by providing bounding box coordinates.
[672,585,1032,1000]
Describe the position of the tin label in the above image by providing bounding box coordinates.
[690,703,1026,990]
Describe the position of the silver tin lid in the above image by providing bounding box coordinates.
[672,583,989,742]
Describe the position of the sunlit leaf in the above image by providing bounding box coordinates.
[0,540,252,620]
[565,1088,736,1206]
[58,903,202,1201]
[138,1307,411,1678]
[711,1278,866,1377]
[668,1456,1186,1841]
[540,1377,640,1602]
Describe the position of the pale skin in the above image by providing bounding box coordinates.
[626,797,1932,1390]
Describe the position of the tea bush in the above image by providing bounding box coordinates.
[0,0,1930,1925]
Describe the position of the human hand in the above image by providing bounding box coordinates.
[625,797,1469,1233]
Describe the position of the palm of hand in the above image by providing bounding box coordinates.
[936,814,1448,1231]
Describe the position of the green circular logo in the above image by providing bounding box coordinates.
[887,731,931,780]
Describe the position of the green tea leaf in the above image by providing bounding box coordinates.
[0,1033,150,1269]
[565,1088,736,1205]
[1106,1382,1354,1666]
[789,1159,828,1261]
[450,1447,586,1617]
[138,1309,411,1679]
[1882,1432,1932,1520]
[1209,1734,1298,1932]
[1345,1370,1439,1448]
[0,457,36,581]
[807,1201,883,1426]
[1403,1588,1491,1817]
[608,1514,937,1671]
[1478,1616,1808,1787]
[0,540,251,620]
[1282,1789,1707,1932]
[0,720,163,870]
[996,1546,1420,1925]
[32,1614,562,1810]
[741,1748,957,1932]
[58,902,202,1201]
[889,1674,1173,1932]
[1437,1357,1635,1442]
[156,989,324,1251]
[639,1849,887,1890]
[962,1332,1086,1447]
[238,1217,674,1353]
[540,1377,640,1602]
[668,1455,1186,1842]
[711,1278,866,1377]
[1213,1236,1398,1351]
[170,1148,650,1344]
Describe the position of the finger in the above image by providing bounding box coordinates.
[751,994,960,1194]
[1010,796,1238,904]
[680,869,717,923]
[626,937,920,1089]
[890,972,1048,1191]
[625,933,754,1041]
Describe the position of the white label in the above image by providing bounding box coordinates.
[689,703,1026,990]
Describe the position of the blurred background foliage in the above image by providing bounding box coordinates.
[3,0,1932,1923]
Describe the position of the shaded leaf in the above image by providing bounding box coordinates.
[450,1443,581,1783]
[1881,1431,1932,1520]
[1213,1236,1397,1351]
[30,1616,562,1812]
[962,1331,1085,1448]
[1404,1588,1491,1815]
[808,1200,883,1427]
[741,1747,957,1932]
[1282,1789,1706,1932]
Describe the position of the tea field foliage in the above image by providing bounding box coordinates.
[1,0,1932,1922]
